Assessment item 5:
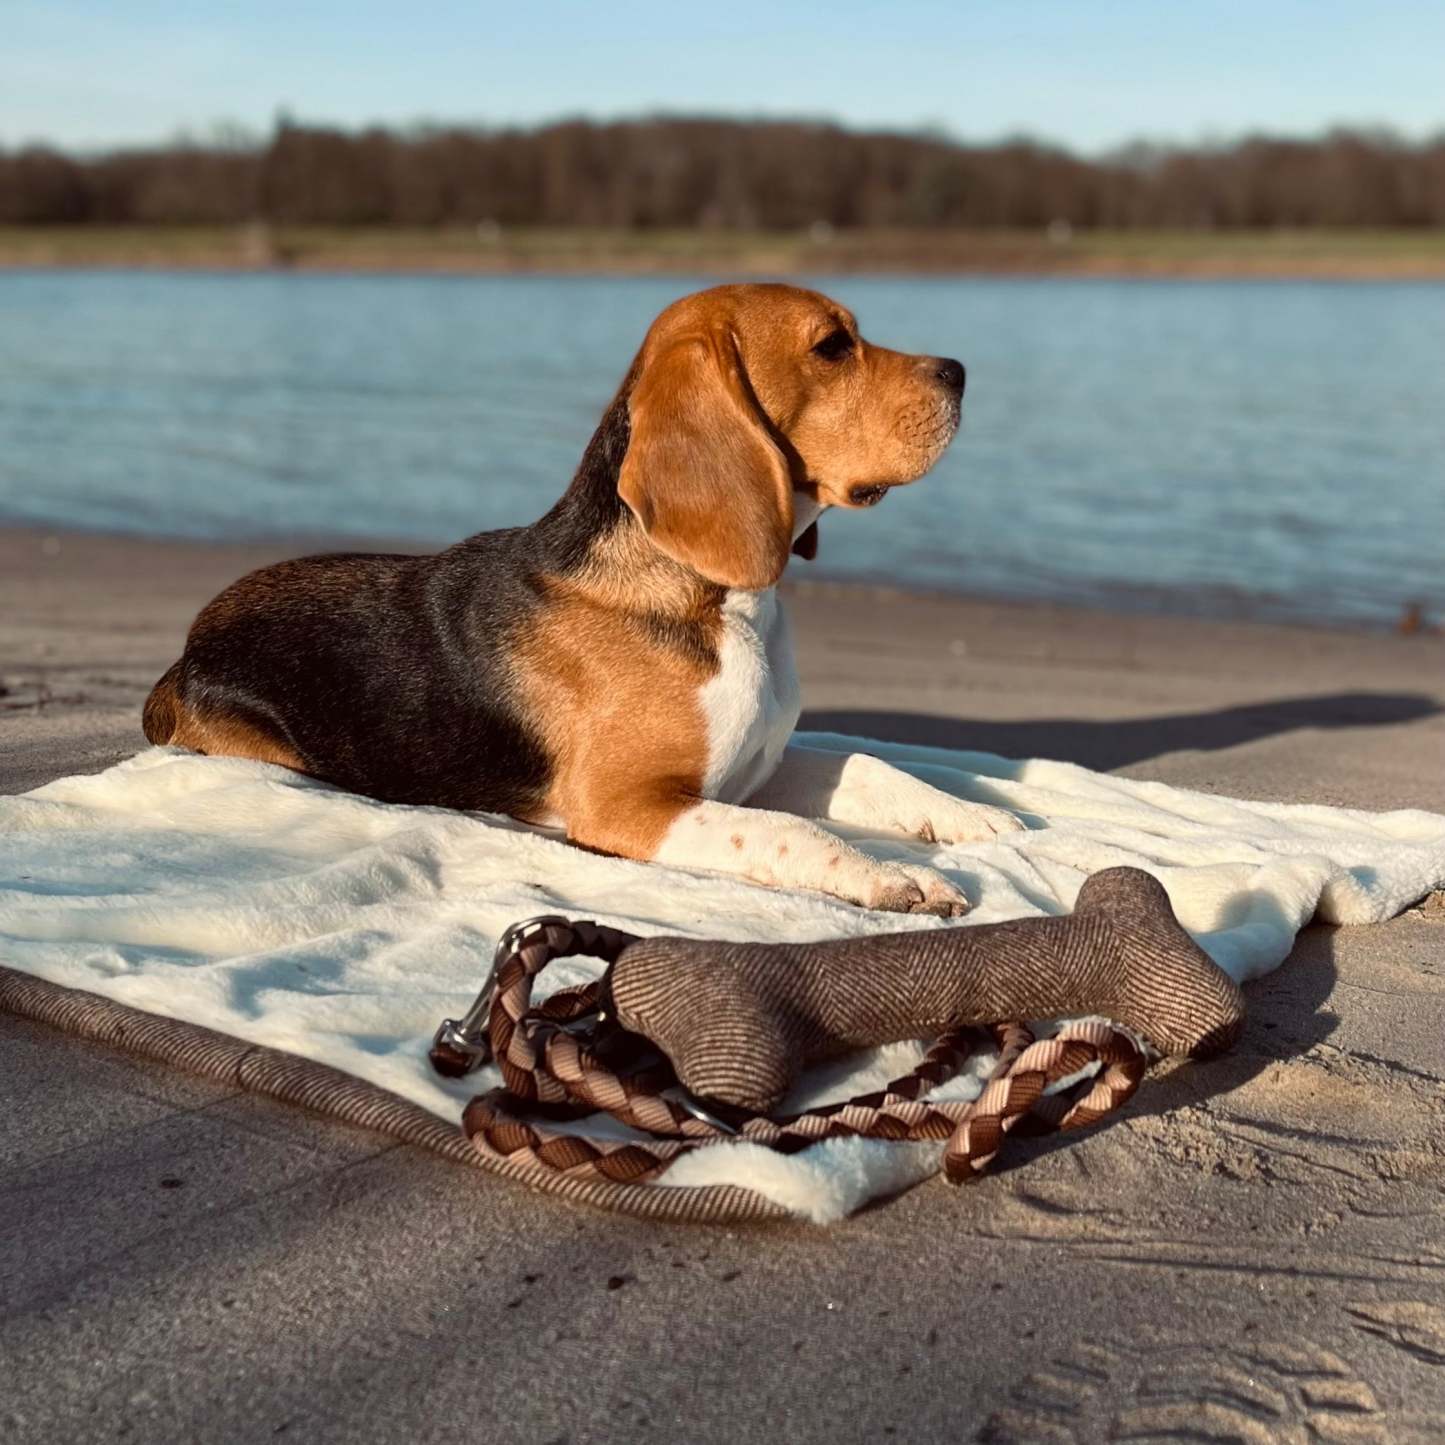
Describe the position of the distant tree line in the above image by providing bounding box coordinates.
[3,116,1443,228]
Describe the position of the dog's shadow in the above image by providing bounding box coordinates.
[802,690,1440,773]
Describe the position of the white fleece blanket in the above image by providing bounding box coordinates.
[4,737,1443,1223]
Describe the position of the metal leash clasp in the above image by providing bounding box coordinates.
[675,1093,740,1135]
[428,914,570,1078]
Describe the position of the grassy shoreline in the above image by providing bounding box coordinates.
[4,225,1445,278]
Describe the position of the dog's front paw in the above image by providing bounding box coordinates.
[915,797,1024,845]
[862,861,971,918]
[838,754,1023,846]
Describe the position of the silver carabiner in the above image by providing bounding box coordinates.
[428,914,571,1077]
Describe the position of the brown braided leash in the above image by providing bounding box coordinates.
[432,916,1149,1189]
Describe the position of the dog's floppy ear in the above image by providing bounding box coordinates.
[618,328,793,591]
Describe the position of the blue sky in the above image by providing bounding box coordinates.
[5,0,1443,153]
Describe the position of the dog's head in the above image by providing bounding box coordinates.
[618,283,965,591]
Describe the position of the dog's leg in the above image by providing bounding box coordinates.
[569,793,971,917]
[747,743,1022,844]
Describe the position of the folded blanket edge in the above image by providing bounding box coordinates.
[0,964,792,1227]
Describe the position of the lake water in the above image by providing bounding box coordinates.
[2,271,1442,628]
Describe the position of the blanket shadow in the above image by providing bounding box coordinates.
[988,921,1341,1178]
[801,690,1440,771]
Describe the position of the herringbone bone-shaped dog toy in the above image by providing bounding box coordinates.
[604,867,1244,1112]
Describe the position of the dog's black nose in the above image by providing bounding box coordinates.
[934,358,966,395]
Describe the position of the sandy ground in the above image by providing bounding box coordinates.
[3,524,1445,1444]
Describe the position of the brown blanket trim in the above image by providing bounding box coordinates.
[0,964,790,1225]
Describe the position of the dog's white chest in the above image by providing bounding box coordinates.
[698,589,801,803]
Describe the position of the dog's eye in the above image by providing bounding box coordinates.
[812,328,854,363]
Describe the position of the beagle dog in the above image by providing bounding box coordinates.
[143,283,1020,916]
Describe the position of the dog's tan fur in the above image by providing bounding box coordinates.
[145,284,1019,916]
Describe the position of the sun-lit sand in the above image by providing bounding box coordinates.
[4,523,1445,1434]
